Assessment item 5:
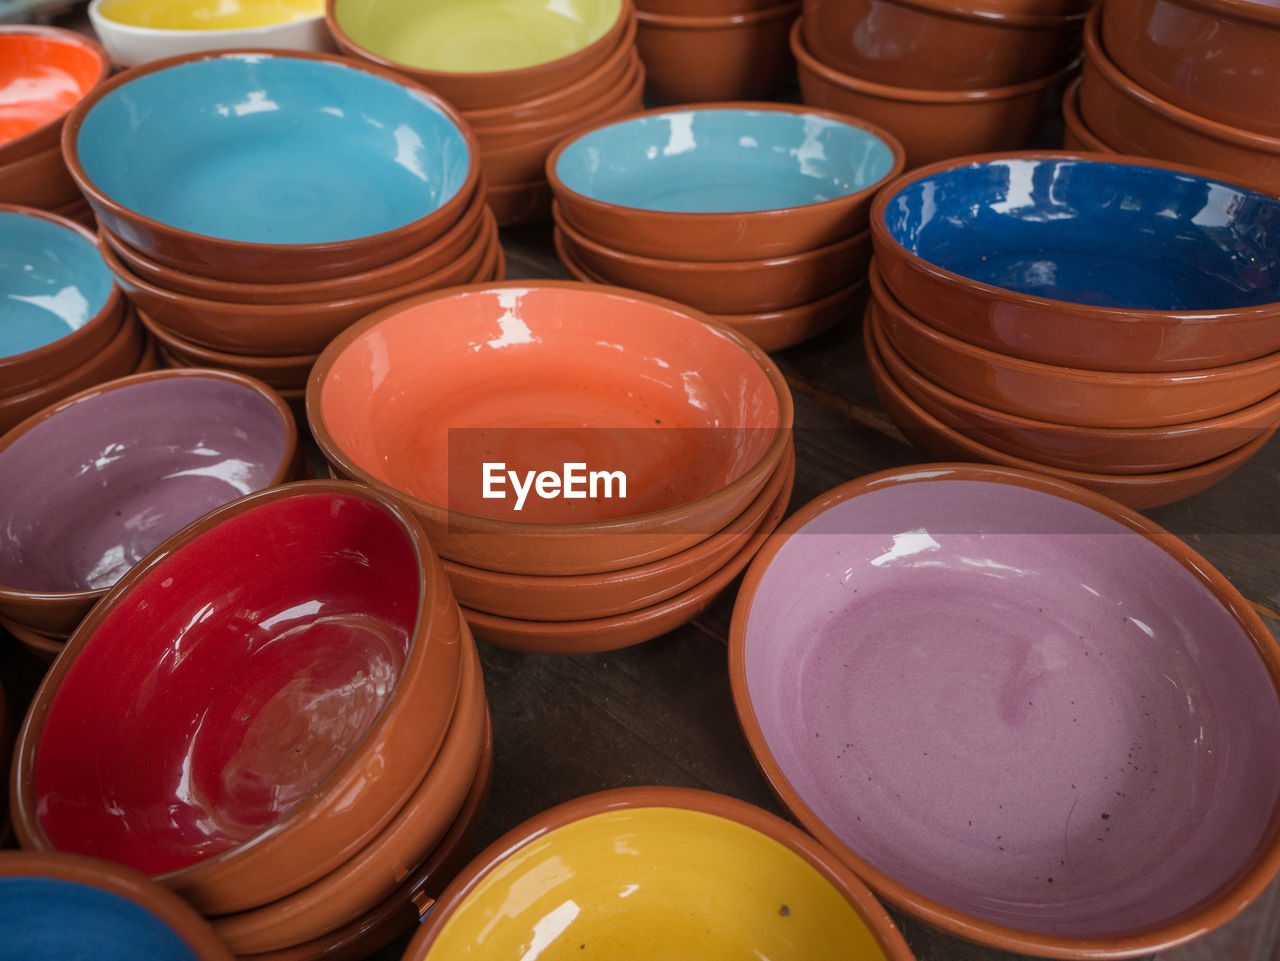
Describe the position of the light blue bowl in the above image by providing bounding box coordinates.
[74,53,473,246]
[0,210,115,359]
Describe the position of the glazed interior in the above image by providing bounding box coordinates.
[334,0,622,73]
[319,286,782,524]
[33,491,421,873]
[742,474,1280,935]
[423,807,891,959]
[95,0,323,30]
[75,55,472,244]
[880,158,1280,310]
[0,32,104,145]
[0,376,289,594]
[556,108,898,213]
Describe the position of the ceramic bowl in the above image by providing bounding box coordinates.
[137,311,318,391]
[486,177,554,227]
[1101,0,1280,139]
[0,614,65,664]
[328,0,633,111]
[308,281,794,576]
[635,2,800,103]
[548,102,903,261]
[554,204,872,314]
[730,462,1280,955]
[0,852,233,960]
[0,368,301,637]
[10,480,466,916]
[801,0,1086,90]
[63,50,480,284]
[793,19,1073,168]
[0,26,108,165]
[403,786,917,961]
[0,205,125,398]
[1079,7,1280,196]
[871,153,1280,373]
[88,0,333,68]
[1060,77,1114,152]
[0,143,80,209]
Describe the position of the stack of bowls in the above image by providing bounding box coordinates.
[1074,1,1280,194]
[634,0,801,103]
[0,206,153,436]
[0,369,304,658]
[307,281,796,654]
[865,152,1280,510]
[328,0,643,225]
[730,463,1280,957]
[0,26,108,226]
[10,481,494,961]
[548,104,903,351]
[59,49,498,409]
[793,0,1087,167]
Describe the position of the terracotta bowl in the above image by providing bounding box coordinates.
[1079,7,1280,196]
[486,176,554,226]
[328,0,634,111]
[1060,77,1114,152]
[548,102,903,261]
[869,266,1280,429]
[62,49,480,284]
[635,2,801,103]
[1101,0,1280,139]
[10,480,466,916]
[871,153,1280,372]
[0,368,301,638]
[638,0,784,10]
[730,461,1280,955]
[308,281,794,576]
[793,18,1073,168]
[0,143,79,209]
[554,204,872,314]
[0,615,65,664]
[0,205,125,398]
[0,852,233,960]
[137,311,318,391]
[402,786,917,961]
[0,26,108,166]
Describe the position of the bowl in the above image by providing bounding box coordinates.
[635,2,800,103]
[554,203,872,313]
[402,786,917,961]
[801,0,1086,90]
[10,480,466,915]
[308,281,793,576]
[548,102,903,261]
[1079,7,1280,195]
[0,143,80,209]
[88,0,333,68]
[0,368,302,637]
[137,311,318,391]
[730,462,1280,954]
[0,26,108,165]
[0,205,125,397]
[871,152,1280,372]
[328,0,633,111]
[63,50,480,284]
[1101,0,1280,139]
[486,177,554,226]
[0,852,233,960]
[794,19,1073,168]
[1060,77,1114,152]
[0,614,65,664]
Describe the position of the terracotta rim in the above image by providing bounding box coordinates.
[728,462,1280,958]
[1115,0,1280,31]
[136,310,320,368]
[1059,77,1115,152]
[636,0,801,27]
[808,0,1090,29]
[0,26,109,163]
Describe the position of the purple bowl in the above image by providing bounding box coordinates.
[730,463,1280,958]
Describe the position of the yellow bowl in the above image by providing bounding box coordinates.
[95,0,322,30]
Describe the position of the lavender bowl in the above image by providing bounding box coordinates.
[0,368,300,637]
[729,464,1280,958]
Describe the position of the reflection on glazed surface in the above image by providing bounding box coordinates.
[0,33,104,145]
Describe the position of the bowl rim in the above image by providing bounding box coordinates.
[401,784,918,961]
[727,460,1280,958]
[87,0,326,37]
[802,0,1090,29]
[135,309,319,367]
[305,279,795,538]
[635,0,801,27]
[59,47,481,258]
[1101,0,1280,34]
[1060,77,1114,152]
[869,149,1280,326]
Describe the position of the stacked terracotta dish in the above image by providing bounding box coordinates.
[866,152,1280,510]
[0,26,108,225]
[1071,0,1280,195]
[549,104,904,351]
[328,0,643,226]
[793,0,1088,167]
[59,49,499,410]
[307,282,796,654]
[634,0,801,103]
[10,481,493,961]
